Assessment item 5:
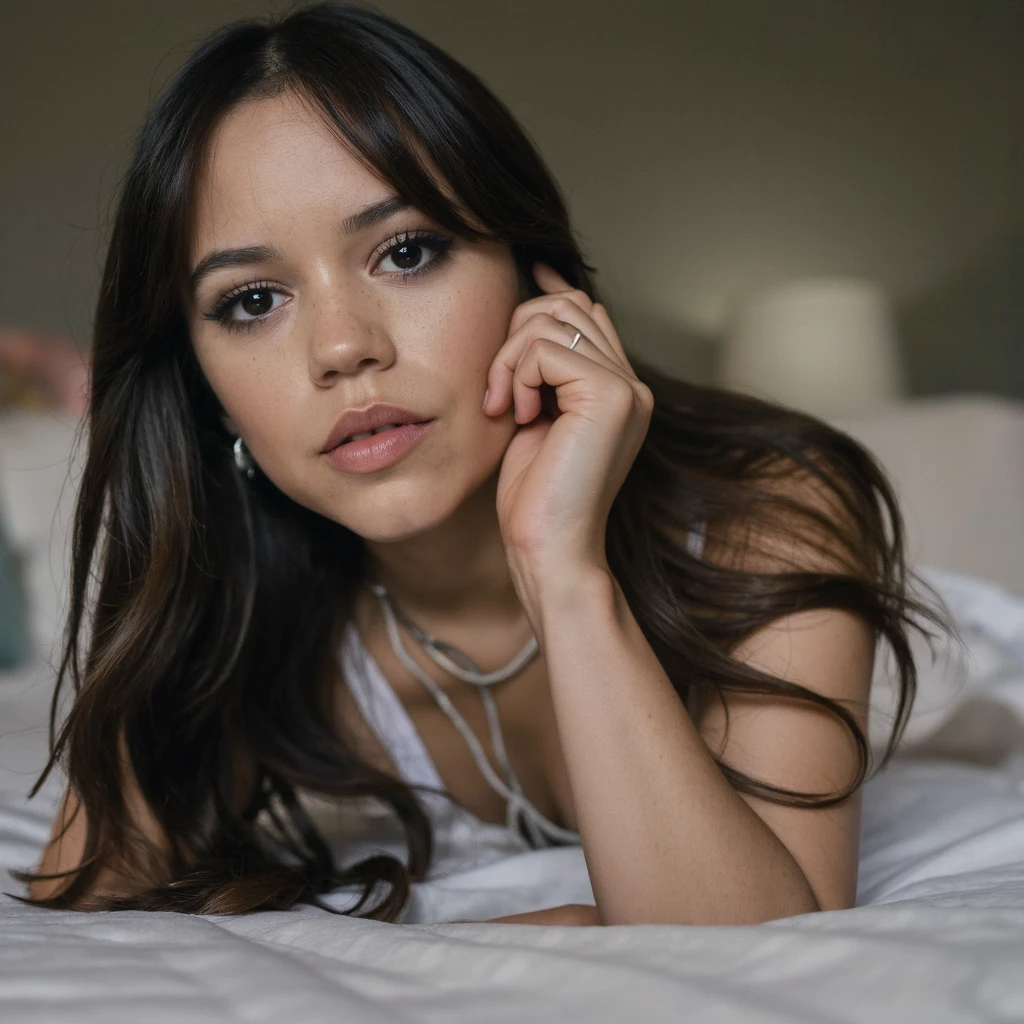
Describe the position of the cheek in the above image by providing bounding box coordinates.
[241,384,304,462]
[427,265,521,378]
[189,256,523,516]
[200,349,297,452]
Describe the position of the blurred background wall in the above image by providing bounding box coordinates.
[1,0,1021,396]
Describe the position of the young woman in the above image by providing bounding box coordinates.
[14,2,940,927]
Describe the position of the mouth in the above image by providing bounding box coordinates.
[321,403,434,453]
[323,418,436,475]
[332,419,434,448]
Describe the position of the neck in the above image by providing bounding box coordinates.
[358,470,525,633]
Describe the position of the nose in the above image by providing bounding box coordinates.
[305,279,396,385]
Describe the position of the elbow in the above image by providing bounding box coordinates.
[606,888,822,927]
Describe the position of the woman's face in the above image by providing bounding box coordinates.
[186,89,523,540]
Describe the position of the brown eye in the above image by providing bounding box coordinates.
[388,242,424,271]
[205,282,286,330]
[375,230,453,278]
[240,289,274,316]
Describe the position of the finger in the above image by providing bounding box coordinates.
[485,313,624,417]
[508,294,631,375]
[520,265,632,375]
[510,261,591,326]
[528,300,609,357]
[510,336,637,427]
[589,302,634,372]
[513,330,631,424]
[489,305,613,416]
[532,261,573,295]
[508,283,594,340]
[489,316,625,420]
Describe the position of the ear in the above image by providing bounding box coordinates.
[221,412,240,437]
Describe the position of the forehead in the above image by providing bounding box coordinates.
[191,90,387,252]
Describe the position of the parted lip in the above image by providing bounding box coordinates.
[321,403,433,453]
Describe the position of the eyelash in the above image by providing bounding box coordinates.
[203,229,455,333]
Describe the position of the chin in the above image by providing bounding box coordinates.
[297,446,502,540]
[339,487,466,543]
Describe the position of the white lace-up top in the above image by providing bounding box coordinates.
[290,524,707,881]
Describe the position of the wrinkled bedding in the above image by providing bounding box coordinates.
[2,566,1024,1022]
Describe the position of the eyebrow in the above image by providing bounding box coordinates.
[188,193,411,298]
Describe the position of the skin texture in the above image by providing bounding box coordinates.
[30,86,875,924]
[188,91,526,598]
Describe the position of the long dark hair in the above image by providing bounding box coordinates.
[12,2,944,919]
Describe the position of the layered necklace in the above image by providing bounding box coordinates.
[365,579,580,846]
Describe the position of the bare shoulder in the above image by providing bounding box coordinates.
[689,459,879,911]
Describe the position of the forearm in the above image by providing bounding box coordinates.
[458,903,601,926]
[521,564,819,926]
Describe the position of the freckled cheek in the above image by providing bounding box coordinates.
[217,369,300,463]
[425,287,515,384]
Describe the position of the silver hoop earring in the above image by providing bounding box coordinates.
[233,436,256,479]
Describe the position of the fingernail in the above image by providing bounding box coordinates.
[482,388,490,411]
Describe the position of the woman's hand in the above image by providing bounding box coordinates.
[482,263,653,588]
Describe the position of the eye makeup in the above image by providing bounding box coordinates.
[200,228,455,332]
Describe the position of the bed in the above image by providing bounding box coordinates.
[1,394,1023,1023]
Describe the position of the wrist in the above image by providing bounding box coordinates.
[507,555,615,642]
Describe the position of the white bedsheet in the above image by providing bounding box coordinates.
[2,566,1024,1022]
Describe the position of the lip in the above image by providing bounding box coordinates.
[324,420,434,475]
[321,402,434,453]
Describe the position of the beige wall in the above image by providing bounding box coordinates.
[3,0,1021,394]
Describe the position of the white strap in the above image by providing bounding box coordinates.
[375,594,580,846]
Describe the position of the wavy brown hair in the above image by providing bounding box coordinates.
[11,2,944,919]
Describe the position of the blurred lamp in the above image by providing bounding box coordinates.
[718,278,905,420]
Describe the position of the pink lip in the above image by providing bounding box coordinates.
[323,420,434,475]
[321,402,431,453]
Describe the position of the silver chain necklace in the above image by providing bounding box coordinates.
[365,579,580,846]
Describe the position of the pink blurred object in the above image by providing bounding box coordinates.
[0,327,90,417]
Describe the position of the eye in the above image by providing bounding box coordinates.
[374,230,454,280]
[232,286,282,319]
[204,281,288,331]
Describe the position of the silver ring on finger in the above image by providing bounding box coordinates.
[568,330,583,351]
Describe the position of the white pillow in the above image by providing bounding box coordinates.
[870,565,1024,761]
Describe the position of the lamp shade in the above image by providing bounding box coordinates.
[718,278,905,420]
